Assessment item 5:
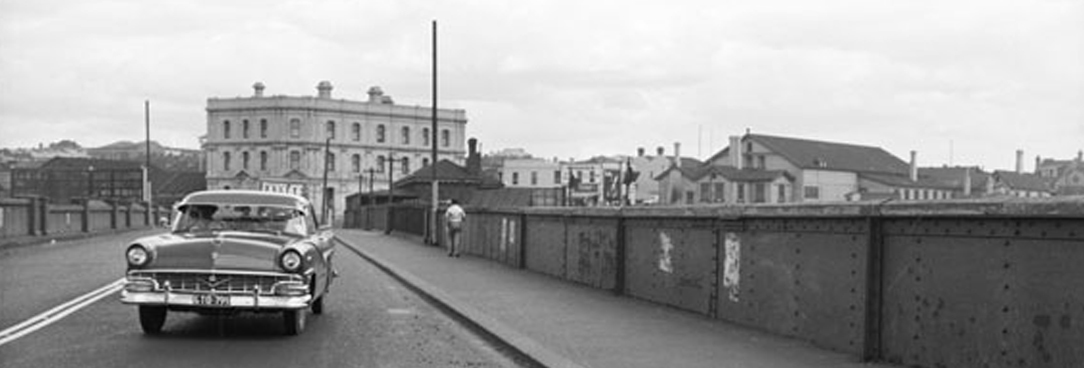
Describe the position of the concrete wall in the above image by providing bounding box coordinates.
[359,197,1084,368]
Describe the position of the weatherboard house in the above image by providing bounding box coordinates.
[658,133,962,204]
[202,81,468,223]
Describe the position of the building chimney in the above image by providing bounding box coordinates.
[1035,155,1041,174]
[963,167,972,197]
[316,81,333,99]
[729,136,743,170]
[1078,150,1083,163]
[466,138,481,176]
[253,82,265,97]
[367,86,384,103]
[637,147,645,157]
[1015,149,1024,173]
[656,146,664,157]
[909,150,918,182]
[673,142,681,168]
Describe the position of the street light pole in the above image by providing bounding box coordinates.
[429,19,440,245]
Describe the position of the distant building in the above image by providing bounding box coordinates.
[1037,151,1084,196]
[501,158,561,188]
[629,146,678,204]
[202,82,468,222]
[10,158,150,203]
[86,140,202,172]
[990,171,1055,198]
[702,134,953,203]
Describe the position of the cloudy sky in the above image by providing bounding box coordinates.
[1,0,1081,171]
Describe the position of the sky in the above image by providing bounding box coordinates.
[1,0,1081,171]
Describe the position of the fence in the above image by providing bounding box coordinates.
[0,197,168,244]
[347,197,1084,368]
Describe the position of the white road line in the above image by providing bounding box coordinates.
[0,278,125,346]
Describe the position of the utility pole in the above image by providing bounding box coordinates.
[428,19,440,245]
[386,152,395,235]
[367,168,375,230]
[144,100,152,213]
[321,137,331,225]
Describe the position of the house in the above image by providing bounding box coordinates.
[1037,151,1084,196]
[990,171,1055,198]
[703,134,953,203]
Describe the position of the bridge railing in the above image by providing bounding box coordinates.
[0,198,169,245]
[346,197,1084,368]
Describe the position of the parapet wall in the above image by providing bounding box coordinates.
[350,196,1084,368]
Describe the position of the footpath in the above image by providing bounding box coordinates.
[335,229,894,368]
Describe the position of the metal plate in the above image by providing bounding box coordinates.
[624,218,717,315]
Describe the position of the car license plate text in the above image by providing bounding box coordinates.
[195,294,230,307]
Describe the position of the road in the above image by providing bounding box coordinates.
[0,230,523,368]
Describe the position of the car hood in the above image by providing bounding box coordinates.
[139,232,299,272]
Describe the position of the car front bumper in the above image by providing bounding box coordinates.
[120,289,312,310]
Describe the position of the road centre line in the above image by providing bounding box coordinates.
[0,278,125,347]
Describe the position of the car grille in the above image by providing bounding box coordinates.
[130,271,300,293]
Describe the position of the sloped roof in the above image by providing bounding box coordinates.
[860,172,958,189]
[918,167,990,190]
[749,134,910,175]
[396,159,483,187]
[156,171,207,196]
[994,171,1055,192]
[656,163,791,183]
[38,157,148,171]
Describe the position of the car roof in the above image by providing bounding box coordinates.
[177,190,311,212]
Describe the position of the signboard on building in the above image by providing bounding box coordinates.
[261,181,309,198]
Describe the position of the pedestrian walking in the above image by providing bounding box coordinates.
[445,199,466,257]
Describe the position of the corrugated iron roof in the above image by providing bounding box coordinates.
[749,134,910,175]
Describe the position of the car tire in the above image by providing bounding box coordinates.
[312,295,325,315]
[284,309,306,335]
[139,306,167,335]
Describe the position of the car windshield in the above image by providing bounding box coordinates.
[173,204,308,236]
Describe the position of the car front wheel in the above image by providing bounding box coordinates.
[139,306,167,334]
[283,309,306,335]
[312,295,325,315]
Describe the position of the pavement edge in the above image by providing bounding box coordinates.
[334,236,586,368]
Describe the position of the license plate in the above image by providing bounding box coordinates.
[194,294,230,307]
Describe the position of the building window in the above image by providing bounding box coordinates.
[441,129,450,147]
[401,127,410,145]
[531,171,538,185]
[290,151,300,170]
[737,183,746,202]
[352,154,360,173]
[422,158,430,167]
[223,152,231,171]
[290,119,301,138]
[754,183,766,203]
[589,171,596,183]
[242,120,250,139]
[512,172,519,185]
[260,119,268,138]
[377,125,386,143]
[700,183,712,203]
[422,128,430,146]
[554,170,562,184]
[714,182,726,202]
[260,151,268,171]
[326,121,336,140]
[352,123,361,141]
[804,186,820,199]
[401,157,410,174]
[777,184,786,203]
[757,156,766,169]
[242,151,250,170]
[376,156,386,173]
[326,152,335,172]
[223,120,231,139]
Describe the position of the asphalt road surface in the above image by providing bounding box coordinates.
[0,230,523,368]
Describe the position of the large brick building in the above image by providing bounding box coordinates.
[203,81,468,223]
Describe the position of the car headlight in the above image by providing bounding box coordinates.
[280,250,303,272]
[126,245,150,267]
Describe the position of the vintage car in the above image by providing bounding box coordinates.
[120,190,335,335]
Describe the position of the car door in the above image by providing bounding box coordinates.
[306,204,334,294]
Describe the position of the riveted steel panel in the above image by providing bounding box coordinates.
[563,217,618,289]
[625,218,718,315]
[719,218,867,354]
[525,216,568,279]
[881,218,1084,368]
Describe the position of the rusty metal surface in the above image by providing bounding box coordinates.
[524,215,567,279]
[881,218,1084,368]
[719,218,868,354]
[625,218,718,315]
[562,217,618,290]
